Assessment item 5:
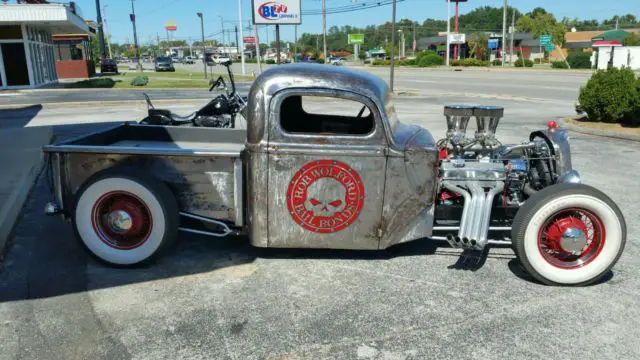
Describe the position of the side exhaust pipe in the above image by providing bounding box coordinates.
[476,183,505,248]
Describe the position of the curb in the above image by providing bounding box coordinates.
[0,127,54,261]
[561,117,640,142]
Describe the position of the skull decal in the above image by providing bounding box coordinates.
[287,160,365,234]
[304,178,346,217]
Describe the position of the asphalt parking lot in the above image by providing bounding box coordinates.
[1,67,639,360]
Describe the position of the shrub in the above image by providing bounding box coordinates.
[363,59,371,64]
[417,54,444,67]
[416,50,438,62]
[451,58,488,67]
[130,76,149,86]
[65,78,116,88]
[567,51,592,69]
[372,59,391,66]
[551,61,569,69]
[576,67,640,125]
[492,59,502,66]
[399,58,417,66]
[265,59,276,64]
[514,59,534,67]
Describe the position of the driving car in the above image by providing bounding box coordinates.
[154,56,175,72]
[100,58,118,74]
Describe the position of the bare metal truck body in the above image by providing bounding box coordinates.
[43,65,626,286]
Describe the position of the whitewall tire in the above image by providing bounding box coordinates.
[512,184,626,286]
[73,171,179,266]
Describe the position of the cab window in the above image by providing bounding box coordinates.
[280,95,375,136]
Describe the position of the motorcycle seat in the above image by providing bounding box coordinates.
[170,112,197,121]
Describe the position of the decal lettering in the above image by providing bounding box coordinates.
[286,160,365,233]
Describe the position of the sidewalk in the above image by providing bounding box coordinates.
[0,126,54,258]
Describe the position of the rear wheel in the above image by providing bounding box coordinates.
[73,170,179,266]
[511,184,626,286]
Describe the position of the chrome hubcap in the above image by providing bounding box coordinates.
[559,227,587,254]
[107,210,133,233]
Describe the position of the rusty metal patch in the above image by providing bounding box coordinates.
[286,160,365,233]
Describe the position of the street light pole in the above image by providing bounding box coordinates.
[237,0,246,75]
[322,0,327,63]
[446,0,451,66]
[390,0,396,91]
[502,0,507,67]
[94,0,106,60]
[102,5,112,58]
[130,0,141,72]
[197,12,207,79]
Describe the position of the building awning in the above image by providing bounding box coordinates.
[564,41,594,49]
[591,30,630,42]
[0,4,90,34]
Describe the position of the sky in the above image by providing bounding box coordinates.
[75,0,639,45]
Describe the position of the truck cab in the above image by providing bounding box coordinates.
[244,64,439,249]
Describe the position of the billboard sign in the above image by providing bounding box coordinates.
[253,0,301,25]
[243,36,257,44]
[449,33,466,44]
[488,39,499,49]
[348,34,364,45]
[165,20,177,31]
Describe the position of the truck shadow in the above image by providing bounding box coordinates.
[0,104,43,128]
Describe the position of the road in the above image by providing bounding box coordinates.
[1,68,639,360]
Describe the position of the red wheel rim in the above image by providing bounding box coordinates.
[537,207,606,269]
[91,191,153,250]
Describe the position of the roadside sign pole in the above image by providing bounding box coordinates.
[275,24,281,64]
[238,0,246,75]
[501,0,506,67]
[254,24,262,73]
[322,0,327,63]
[446,0,450,66]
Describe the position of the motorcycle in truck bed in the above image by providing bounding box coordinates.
[42,64,626,286]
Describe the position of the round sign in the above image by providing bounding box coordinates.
[287,160,365,234]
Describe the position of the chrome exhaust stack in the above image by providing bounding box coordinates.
[473,106,504,147]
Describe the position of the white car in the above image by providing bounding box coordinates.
[213,54,231,65]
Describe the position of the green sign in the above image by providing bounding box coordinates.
[545,44,555,52]
[348,34,365,45]
[539,35,552,45]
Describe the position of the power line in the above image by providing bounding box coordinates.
[302,0,406,15]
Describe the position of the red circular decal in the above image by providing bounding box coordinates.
[287,160,365,233]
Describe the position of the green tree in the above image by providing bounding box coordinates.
[623,33,640,46]
[517,11,567,45]
[457,6,523,32]
[467,32,488,59]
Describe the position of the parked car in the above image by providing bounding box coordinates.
[100,58,119,74]
[42,64,627,286]
[184,56,196,64]
[154,56,175,72]
[330,57,346,66]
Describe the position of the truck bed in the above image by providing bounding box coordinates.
[43,123,247,225]
[43,123,246,157]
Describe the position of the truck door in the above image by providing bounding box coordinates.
[266,89,388,250]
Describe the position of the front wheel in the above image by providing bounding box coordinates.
[511,183,626,286]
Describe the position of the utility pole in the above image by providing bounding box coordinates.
[254,24,262,73]
[322,0,327,63]
[219,16,225,47]
[294,25,298,62]
[390,0,396,91]
[275,25,281,64]
[502,0,507,67]
[412,22,416,56]
[446,0,451,66]
[102,5,113,58]
[510,8,515,65]
[130,0,141,71]
[95,0,106,60]
[237,0,246,75]
[197,12,207,79]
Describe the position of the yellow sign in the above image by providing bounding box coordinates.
[165,20,177,31]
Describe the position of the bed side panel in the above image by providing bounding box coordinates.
[63,153,238,222]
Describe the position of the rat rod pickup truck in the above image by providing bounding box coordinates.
[43,64,626,286]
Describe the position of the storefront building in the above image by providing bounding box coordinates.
[0,2,91,89]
